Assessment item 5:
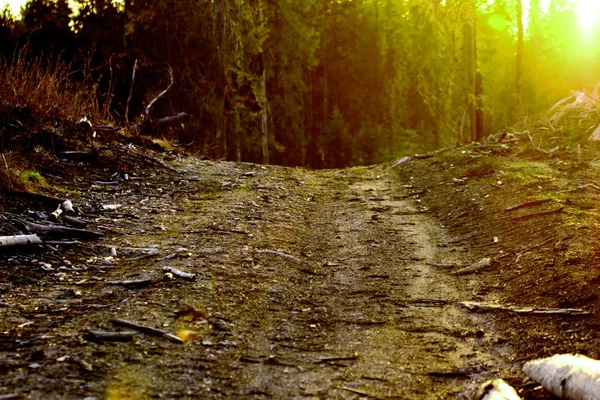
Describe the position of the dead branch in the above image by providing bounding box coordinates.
[125,59,138,124]
[145,66,174,117]
[162,267,196,281]
[20,220,103,239]
[257,249,305,264]
[61,200,75,215]
[111,318,183,344]
[105,278,156,287]
[505,198,553,212]
[452,258,492,276]
[527,131,550,154]
[461,301,590,316]
[0,234,43,247]
[85,330,136,342]
[524,354,600,400]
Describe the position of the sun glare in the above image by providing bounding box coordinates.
[575,0,600,30]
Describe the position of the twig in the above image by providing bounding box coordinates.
[145,65,174,117]
[340,386,387,399]
[105,278,156,287]
[527,131,550,154]
[461,301,590,315]
[125,59,138,124]
[111,318,183,344]
[257,249,304,264]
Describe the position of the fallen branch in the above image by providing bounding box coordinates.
[523,354,600,400]
[511,207,564,222]
[105,278,156,288]
[452,258,492,276]
[527,131,550,155]
[505,198,553,212]
[460,301,590,316]
[111,318,183,344]
[340,387,386,399]
[145,66,174,117]
[21,220,103,239]
[162,267,196,281]
[0,234,43,247]
[85,330,136,342]
[125,59,138,124]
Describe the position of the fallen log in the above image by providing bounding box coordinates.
[21,220,103,239]
[523,354,600,400]
[460,301,590,316]
[111,318,183,344]
[0,234,43,247]
[477,379,522,400]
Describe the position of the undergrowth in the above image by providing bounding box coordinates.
[0,50,113,192]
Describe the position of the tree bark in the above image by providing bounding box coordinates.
[516,0,524,113]
[463,13,476,142]
[214,0,227,160]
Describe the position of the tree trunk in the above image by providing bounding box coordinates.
[463,14,476,142]
[214,0,227,160]
[516,0,524,114]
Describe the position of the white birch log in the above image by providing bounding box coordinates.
[477,379,522,400]
[0,234,43,247]
[523,354,600,400]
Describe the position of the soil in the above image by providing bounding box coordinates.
[2,141,600,399]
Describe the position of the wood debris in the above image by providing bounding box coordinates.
[452,258,492,276]
[523,354,600,400]
[504,198,553,212]
[461,302,590,316]
[162,267,196,281]
[477,379,522,400]
[0,234,43,247]
[111,318,183,344]
[85,330,136,342]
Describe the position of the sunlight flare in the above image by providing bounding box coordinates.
[575,0,600,30]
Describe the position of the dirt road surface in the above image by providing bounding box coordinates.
[0,157,530,399]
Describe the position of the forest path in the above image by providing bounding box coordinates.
[0,158,517,399]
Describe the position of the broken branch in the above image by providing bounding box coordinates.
[0,234,43,247]
[504,198,553,212]
[461,301,590,316]
[111,318,183,344]
[162,267,196,281]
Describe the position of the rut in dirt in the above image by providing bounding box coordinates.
[169,161,516,399]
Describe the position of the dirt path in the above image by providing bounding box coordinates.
[0,158,518,399]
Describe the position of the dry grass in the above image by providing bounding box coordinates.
[0,50,111,128]
[0,50,114,192]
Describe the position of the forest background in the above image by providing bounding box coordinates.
[0,0,598,169]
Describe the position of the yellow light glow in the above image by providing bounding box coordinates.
[575,0,600,30]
